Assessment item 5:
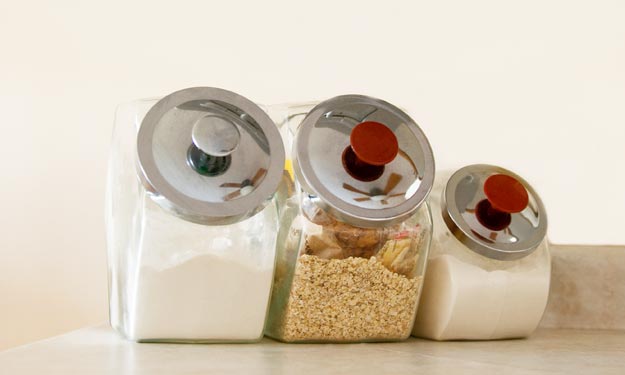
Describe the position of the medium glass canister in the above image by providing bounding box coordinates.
[412,164,550,340]
[265,95,435,343]
[106,87,285,342]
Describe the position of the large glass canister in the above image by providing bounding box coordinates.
[106,87,285,342]
[412,164,550,340]
[265,95,435,343]
[263,102,318,178]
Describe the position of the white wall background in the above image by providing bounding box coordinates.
[1,0,623,350]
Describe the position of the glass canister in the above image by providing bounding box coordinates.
[265,95,435,343]
[412,164,550,340]
[105,87,285,342]
[262,102,318,178]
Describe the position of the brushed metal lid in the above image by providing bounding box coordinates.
[136,87,285,225]
[442,164,548,260]
[294,95,435,228]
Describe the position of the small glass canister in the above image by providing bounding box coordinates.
[106,87,285,342]
[265,95,435,343]
[412,164,550,340]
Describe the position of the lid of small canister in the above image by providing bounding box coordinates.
[442,164,548,260]
[136,87,285,225]
[294,95,435,228]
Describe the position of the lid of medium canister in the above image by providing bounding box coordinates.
[442,164,548,260]
[293,95,435,228]
[136,87,285,225]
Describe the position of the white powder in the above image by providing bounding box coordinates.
[130,254,273,341]
[412,251,550,340]
[125,196,277,342]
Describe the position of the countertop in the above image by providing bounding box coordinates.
[1,326,623,374]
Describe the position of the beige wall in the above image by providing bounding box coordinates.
[1,0,624,350]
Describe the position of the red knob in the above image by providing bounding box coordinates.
[342,122,398,182]
[350,121,399,166]
[483,174,529,214]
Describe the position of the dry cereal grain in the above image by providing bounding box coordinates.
[277,255,421,342]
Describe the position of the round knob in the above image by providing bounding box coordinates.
[350,121,399,166]
[191,115,240,157]
[483,174,529,213]
[342,121,398,181]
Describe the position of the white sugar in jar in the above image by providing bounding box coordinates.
[106,87,285,342]
[412,165,550,340]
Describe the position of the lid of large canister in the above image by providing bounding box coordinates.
[293,95,435,228]
[136,87,285,225]
[442,164,548,260]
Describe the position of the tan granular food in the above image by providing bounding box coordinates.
[278,254,421,342]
